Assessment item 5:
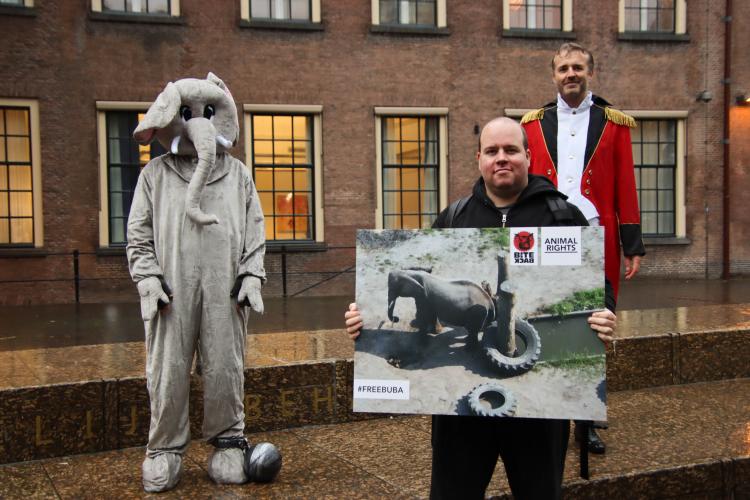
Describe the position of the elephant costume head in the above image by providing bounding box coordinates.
[133,72,239,226]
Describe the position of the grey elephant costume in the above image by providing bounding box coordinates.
[127,73,277,492]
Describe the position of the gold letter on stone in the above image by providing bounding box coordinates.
[35,416,53,446]
[125,405,137,436]
[244,394,261,420]
[84,410,95,440]
[280,389,295,418]
[313,386,333,414]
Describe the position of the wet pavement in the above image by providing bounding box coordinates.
[2,301,748,390]
[1,378,748,499]
[0,278,748,352]
[0,296,353,351]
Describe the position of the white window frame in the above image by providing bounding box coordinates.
[1,0,34,7]
[241,0,321,23]
[626,110,687,238]
[0,98,42,247]
[95,101,152,248]
[91,0,181,16]
[503,0,573,32]
[244,104,325,243]
[618,0,686,34]
[374,107,448,230]
[371,0,447,28]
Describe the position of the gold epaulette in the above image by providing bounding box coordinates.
[604,107,636,128]
[520,108,545,124]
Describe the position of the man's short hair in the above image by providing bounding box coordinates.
[550,42,595,72]
[477,117,529,152]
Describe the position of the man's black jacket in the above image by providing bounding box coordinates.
[433,174,615,311]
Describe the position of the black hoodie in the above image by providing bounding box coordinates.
[433,173,615,310]
[434,174,587,229]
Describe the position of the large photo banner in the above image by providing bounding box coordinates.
[353,226,606,421]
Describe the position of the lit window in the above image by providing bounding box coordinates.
[0,0,25,6]
[632,118,683,237]
[103,111,166,245]
[381,117,439,229]
[375,108,448,230]
[246,107,324,243]
[508,0,561,30]
[0,106,35,245]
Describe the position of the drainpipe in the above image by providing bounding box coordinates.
[722,0,732,279]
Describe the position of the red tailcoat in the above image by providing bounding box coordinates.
[522,96,645,299]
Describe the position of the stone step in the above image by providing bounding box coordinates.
[1,378,748,499]
[0,304,748,464]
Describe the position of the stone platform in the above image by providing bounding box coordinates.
[1,378,748,499]
[1,303,749,465]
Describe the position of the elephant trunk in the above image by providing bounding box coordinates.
[183,118,220,226]
[387,272,399,323]
[388,297,399,323]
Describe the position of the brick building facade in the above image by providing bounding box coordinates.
[0,0,746,305]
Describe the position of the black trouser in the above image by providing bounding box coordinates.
[430,415,569,500]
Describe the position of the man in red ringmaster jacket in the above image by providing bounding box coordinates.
[522,42,646,454]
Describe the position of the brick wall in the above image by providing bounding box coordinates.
[0,0,744,304]
[729,0,750,275]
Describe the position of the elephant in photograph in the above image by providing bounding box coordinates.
[387,269,496,346]
[133,72,239,226]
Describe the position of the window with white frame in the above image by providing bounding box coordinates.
[245,105,324,243]
[504,0,572,31]
[0,100,42,247]
[91,0,180,16]
[0,0,31,7]
[242,0,321,23]
[620,0,686,34]
[372,0,446,28]
[375,108,448,230]
[630,115,686,238]
[96,104,166,247]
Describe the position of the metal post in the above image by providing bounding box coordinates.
[73,249,80,303]
[580,422,590,479]
[281,246,287,297]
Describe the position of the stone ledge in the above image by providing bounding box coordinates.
[0,360,385,464]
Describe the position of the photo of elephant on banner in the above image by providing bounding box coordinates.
[385,259,541,376]
[353,227,607,422]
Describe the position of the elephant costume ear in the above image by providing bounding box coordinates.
[133,82,181,145]
[206,72,240,146]
[207,72,233,101]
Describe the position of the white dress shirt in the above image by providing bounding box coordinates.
[556,92,600,225]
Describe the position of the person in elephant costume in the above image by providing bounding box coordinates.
[127,73,280,492]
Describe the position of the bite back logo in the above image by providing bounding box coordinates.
[510,228,537,265]
[513,231,534,252]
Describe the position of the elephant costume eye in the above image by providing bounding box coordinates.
[180,105,192,121]
[203,104,215,120]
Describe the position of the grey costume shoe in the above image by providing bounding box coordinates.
[142,453,183,493]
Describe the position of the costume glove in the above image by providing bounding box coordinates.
[237,275,264,314]
[137,276,170,321]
